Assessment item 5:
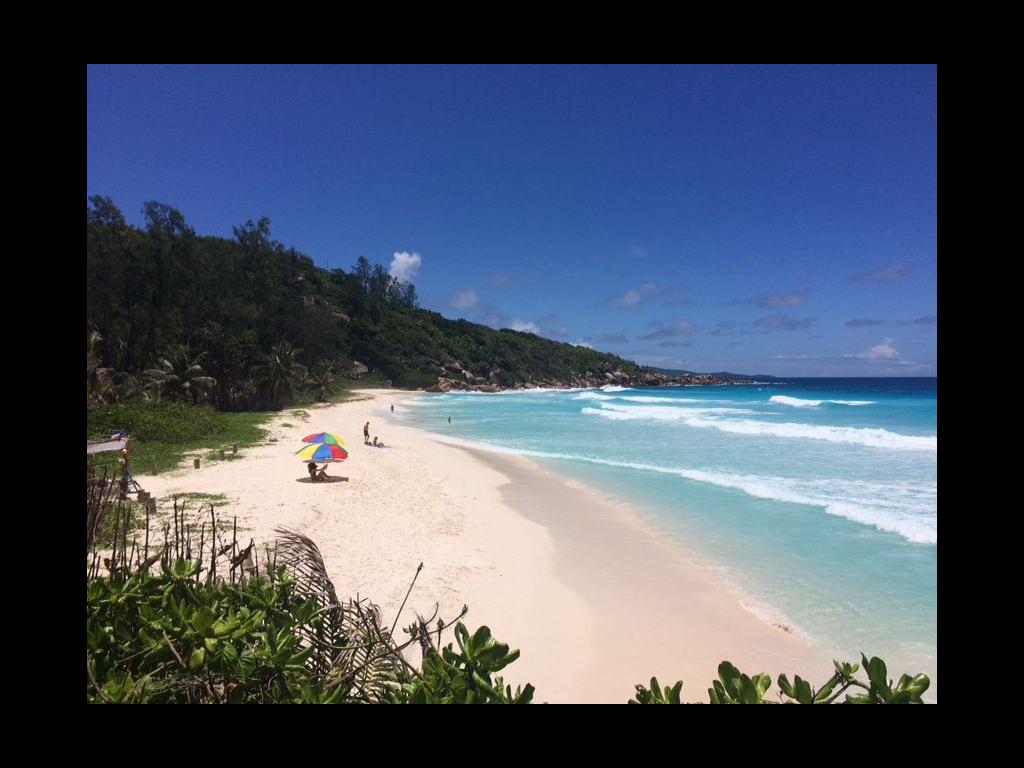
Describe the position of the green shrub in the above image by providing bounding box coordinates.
[88,401,223,443]
[385,624,534,704]
[630,658,930,704]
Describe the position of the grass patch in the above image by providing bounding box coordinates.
[88,402,274,475]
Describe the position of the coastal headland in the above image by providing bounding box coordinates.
[133,389,833,703]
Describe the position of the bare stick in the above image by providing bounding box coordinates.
[163,631,187,670]
[209,504,217,583]
[197,522,206,583]
[389,562,424,638]
[122,504,131,570]
[87,653,112,703]
[110,499,120,571]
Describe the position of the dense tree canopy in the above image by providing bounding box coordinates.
[87,196,644,410]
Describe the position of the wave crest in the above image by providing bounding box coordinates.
[581,404,935,451]
[418,431,936,544]
[770,395,875,407]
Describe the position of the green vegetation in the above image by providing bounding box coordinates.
[87,196,646,412]
[87,560,930,704]
[86,517,930,704]
[88,401,272,474]
[386,624,534,704]
[631,658,929,704]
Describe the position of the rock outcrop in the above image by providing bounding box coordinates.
[418,366,751,393]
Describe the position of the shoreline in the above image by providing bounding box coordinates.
[134,388,834,702]
[453,446,829,702]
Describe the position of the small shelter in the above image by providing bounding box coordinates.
[87,433,144,499]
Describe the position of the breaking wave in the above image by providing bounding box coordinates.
[418,431,936,544]
[770,395,875,408]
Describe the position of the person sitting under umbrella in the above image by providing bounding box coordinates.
[307,460,329,481]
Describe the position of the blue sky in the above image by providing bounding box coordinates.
[87,64,936,376]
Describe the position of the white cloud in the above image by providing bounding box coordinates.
[574,340,594,349]
[449,290,479,310]
[389,251,422,283]
[511,319,540,334]
[849,337,901,361]
[609,283,660,308]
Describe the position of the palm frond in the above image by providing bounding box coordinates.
[271,527,408,700]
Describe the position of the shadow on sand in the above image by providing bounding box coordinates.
[295,476,349,484]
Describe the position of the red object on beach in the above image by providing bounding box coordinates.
[301,432,345,446]
[296,442,349,461]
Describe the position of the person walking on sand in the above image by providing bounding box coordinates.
[390,404,394,413]
[363,421,370,442]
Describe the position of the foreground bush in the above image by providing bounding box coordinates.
[86,525,929,704]
[630,658,930,704]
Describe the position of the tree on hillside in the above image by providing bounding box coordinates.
[87,330,114,404]
[308,361,338,402]
[143,344,217,405]
[252,341,308,410]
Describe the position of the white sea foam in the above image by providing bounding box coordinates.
[581,404,936,451]
[675,469,936,544]
[684,416,936,451]
[619,395,695,403]
[770,395,875,408]
[418,430,936,544]
[572,392,615,401]
[582,404,758,420]
[601,385,630,392]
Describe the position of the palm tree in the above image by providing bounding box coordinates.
[87,330,114,404]
[308,361,337,402]
[111,371,146,403]
[252,342,308,410]
[143,344,217,404]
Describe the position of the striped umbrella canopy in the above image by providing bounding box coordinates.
[296,442,349,462]
[301,432,346,446]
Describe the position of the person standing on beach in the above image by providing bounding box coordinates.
[448,416,452,424]
[390,404,394,412]
[364,421,370,442]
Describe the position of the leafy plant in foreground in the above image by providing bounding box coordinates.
[386,624,534,704]
[630,657,930,704]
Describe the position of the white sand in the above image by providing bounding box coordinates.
[133,389,834,703]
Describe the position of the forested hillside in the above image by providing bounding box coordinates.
[87,197,649,410]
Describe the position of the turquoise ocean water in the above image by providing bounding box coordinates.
[397,378,937,689]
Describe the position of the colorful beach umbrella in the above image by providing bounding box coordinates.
[296,442,349,462]
[301,432,346,446]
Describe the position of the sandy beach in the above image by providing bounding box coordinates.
[134,389,834,703]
